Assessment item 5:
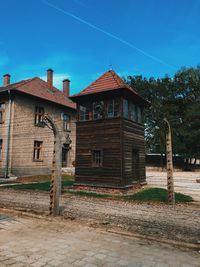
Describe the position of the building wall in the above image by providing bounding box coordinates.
[75,117,146,188]
[1,93,76,177]
[122,119,146,185]
[75,118,122,187]
[0,96,9,177]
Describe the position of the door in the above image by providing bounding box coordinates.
[62,144,69,167]
[132,149,139,181]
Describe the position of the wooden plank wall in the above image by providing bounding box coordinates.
[122,119,146,185]
[75,118,123,186]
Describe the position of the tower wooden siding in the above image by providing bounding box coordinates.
[122,119,146,185]
[70,70,149,188]
[75,118,122,186]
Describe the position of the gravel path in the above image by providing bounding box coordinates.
[0,189,199,244]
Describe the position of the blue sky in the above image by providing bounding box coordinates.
[0,0,200,94]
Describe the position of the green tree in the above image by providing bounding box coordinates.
[126,66,200,162]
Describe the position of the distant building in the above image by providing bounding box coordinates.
[71,70,148,189]
[0,69,76,177]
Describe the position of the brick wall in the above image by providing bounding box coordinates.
[0,96,9,177]
[1,93,76,177]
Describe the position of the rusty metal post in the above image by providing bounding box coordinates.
[42,114,61,216]
[163,118,175,205]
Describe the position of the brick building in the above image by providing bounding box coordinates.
[0,69,76,177]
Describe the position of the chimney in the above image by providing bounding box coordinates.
[63,79,70,97]
[47,69,53,88]
[3,74,11,86]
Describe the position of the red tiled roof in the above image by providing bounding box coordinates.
[0,77,76,110]
[71,70,138,98]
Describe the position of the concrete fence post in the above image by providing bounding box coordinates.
[42,114,61,216]
[163,118,175,206]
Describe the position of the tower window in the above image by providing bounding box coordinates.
[130,103,137,121]
[79,105,89,121]
[137,106,142,123]
[93,101,104,120]
[107,99,120,118]
[92,150,103,167]
[123,99,129,119]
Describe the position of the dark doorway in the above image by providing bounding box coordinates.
[62,144,69,167]
[132,149,139,181]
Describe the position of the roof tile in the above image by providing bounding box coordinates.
[0,77,76,110]
[71,70,138,98]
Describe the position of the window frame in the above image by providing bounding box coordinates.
[34,106,45,126]
[123,99,129,119]
[0,139,2,162]
[130,103,137,121]
[79,105,90,121]
[0,103,5,124]
[93,101,104,120]
[63,113,70,131]
[106,98,120,118]
[92,149,103,167]
[137,106,142,123]
[33,141,43,161]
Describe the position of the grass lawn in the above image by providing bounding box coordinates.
[66,188,193,203]
[121,188,193,203]
[5,177,193,203]
[4,175,74,190]
[6,180,74,191]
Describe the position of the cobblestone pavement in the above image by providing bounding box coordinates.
[0,188,200,244]
[146,171,200,202]
[0,212,200,267]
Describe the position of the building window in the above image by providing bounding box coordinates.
[33,141,43,161]
[0,140,2,161]
[35,106,44,126]
[0,103,5,124]
[93,101,104,120]
[79,105,89,121]
[107,99,120,118]
[137,106,142,123]
[63,114,70,131]
[92,150,103,167]
[130,103,137,121]
[123,99,129,119]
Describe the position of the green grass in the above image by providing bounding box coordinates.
[65,190,111,198]
[6,180,74,191]
[67,187,192,203]
[121,188,193,203]
[5,181,193,203]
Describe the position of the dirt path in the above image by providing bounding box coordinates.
[0,189,199,244]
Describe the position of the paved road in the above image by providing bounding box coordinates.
[0,212,199,267]
[146,171,200,202]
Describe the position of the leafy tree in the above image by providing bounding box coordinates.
[125,66,200,162]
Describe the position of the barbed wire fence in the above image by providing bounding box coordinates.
[0,112,75,215]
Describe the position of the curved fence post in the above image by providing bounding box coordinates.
[42,114,62,216]
[163,118,175,206]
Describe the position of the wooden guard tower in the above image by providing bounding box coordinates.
[70,70,148,189]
